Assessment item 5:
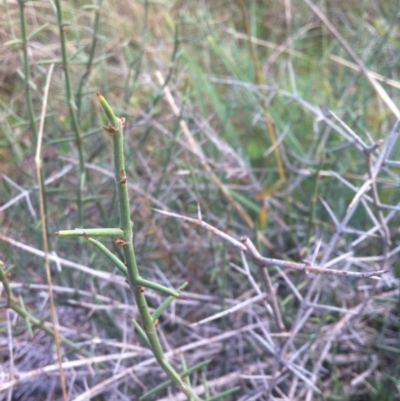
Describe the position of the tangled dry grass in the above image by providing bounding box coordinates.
[1,1,400,400]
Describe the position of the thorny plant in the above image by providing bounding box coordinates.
[53,91,387,400]
[55,94,238,401]
[1,1,400,400]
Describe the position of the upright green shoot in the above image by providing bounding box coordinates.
[53,0,86,226]
[96,93,202,400]
[56,93,210,400]
[76,0,104,119]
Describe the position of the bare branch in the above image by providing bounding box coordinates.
[153,209,387,279]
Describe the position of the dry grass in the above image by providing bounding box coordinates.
[1,1,400,400]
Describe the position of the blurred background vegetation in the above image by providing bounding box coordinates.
[1,1,400,400]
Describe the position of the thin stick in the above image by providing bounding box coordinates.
[54,0,86,225]
[364,142,391,265]
[155,71,255,229]
[17,0,50,240]
[0,233,127,285]
[34,64,68,401]
[17,0,37,143]
[190,293,267,327]
[329,54,400,90]
[154,209,387,279]
[237,0,286,188]
[6,309,14,401]
[303,0,400,120]
[76,0,103,118]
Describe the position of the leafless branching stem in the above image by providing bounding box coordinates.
[154,209,387,280]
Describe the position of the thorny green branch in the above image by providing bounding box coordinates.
[0,261,88,356]
[55,94,204,400]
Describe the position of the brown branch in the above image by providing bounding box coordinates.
[154,209,387,280]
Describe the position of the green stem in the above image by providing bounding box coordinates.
[305,155,325,249]
[56,228,124,237]
[152,281,189,321]
[54,0,85,226]
[132,319,151,348]
[136,277,182,298]
[86,237,128,276]
[0,261,87,356]
[76,0,103,119]
[86,237,183,297]
[139,359,211,400]
[123,0,148,105]
[97,93,203,401]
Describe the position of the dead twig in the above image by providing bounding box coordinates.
[153,209,387,279]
